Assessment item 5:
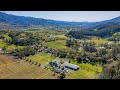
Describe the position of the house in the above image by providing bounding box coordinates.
[0,48,3,53]
[78,47,83,50]
[19,37,27,40]
[98,46,105,49]
[49,61,58,67]
[44,49,51,53]
[49,58,61,67]
[0,37,5,41]
[49,58,80,72]
[63,62,79,71]
[38,48,51,53]
[108,41,114,45]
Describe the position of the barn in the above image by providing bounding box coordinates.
[63,62,79,71]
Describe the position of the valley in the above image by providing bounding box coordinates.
[0,12,120,79]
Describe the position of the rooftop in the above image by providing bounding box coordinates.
[63,62,79,69]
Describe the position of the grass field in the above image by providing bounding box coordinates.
[52,35,68,39]
[0,54,58,79]
[42,40,70,50]
[87,37,108,46]
[71,61,102,72]
[66,61,103,79]
[0,41,6,48]
[0,40,24,52]
[27,52,55,64]
[3,34,12,40]
[6,45,25,52]
[66,69,97,79]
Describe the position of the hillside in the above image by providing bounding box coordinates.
[0,12,120,37]
[0,12,95,30]
[86,16,120,31]
[67,16,120,38]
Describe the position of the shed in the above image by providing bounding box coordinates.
[63,62,79,71]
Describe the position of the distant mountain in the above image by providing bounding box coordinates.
[100,16,120,23]
[85,16,120,32]
[67,16,120,38]
[0,12,120,32]
[0,12,95,30]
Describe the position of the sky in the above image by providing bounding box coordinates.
[1,11,120,22]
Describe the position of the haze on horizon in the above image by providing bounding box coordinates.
[1,11,120,22]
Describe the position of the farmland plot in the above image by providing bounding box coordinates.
[0,55,58,79]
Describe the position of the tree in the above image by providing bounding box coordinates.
[83,42,97,53]
[110,45,120,60]
[101,55,107,65]
[66,39,74,47]
[2,46,7,53]
[76,55,82,63]
[57,49,67,58]
[97,48,107,56]
[58,72,66,79]
[99,61,120,79]
[17,49,25,59]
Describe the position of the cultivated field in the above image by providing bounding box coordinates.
[0,54,58,79]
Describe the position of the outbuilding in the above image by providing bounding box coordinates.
[49,58,61,67]
[63,62,79,71]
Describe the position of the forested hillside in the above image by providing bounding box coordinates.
[0,12,95,30]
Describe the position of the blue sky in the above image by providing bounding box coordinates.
[1,11,120,22]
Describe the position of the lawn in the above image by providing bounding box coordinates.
[87,37,108,46]
[66,69,97,79]
[71,61,102,73]
[26,52,55,64]
[42,40,70,50]
[66,61,103,79]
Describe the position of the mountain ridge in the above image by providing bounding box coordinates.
[0,12,95,28]
[0,12,120,30]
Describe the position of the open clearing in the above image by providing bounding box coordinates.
[66,69,97,79]
[0,40,24,51]
[52,35,68,39]
[87,37,108,46]
[27,52,55,64]
[0,54,58,79]
[66,61,102,79]
[42,40,70,50]
[6,45,25,52]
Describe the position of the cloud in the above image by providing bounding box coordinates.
[48,16,114,22]
[1,11,120,22]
